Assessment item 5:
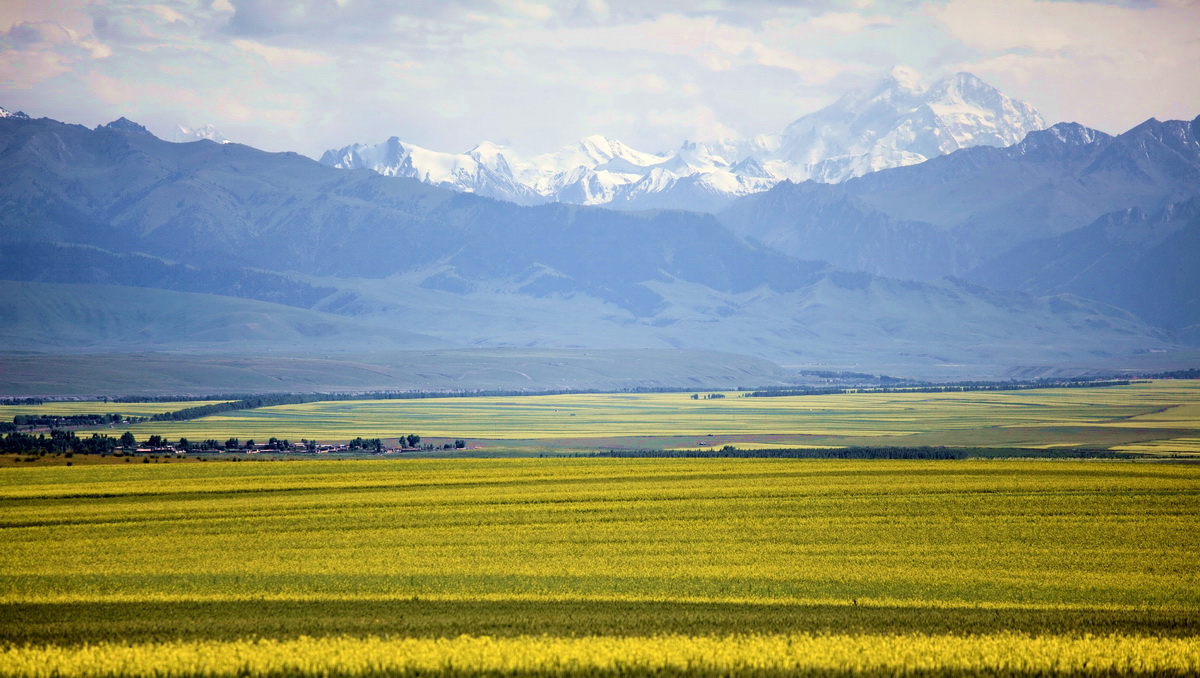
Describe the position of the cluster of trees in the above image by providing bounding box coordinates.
[348,437,383,452]
[4,413,145,432]
[2,431,120,456]
[11,413,140,429]
[689,393,726,400]
[2,431,439,456]
[1137,369,1200,379]
[147,395,317,422]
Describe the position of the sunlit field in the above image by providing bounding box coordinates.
[72,380,1200,451]
[1,459,1197,675]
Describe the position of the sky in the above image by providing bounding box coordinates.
[1,0,1198,159]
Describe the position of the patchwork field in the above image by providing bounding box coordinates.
[69,380,1200,452]
[1,459,1197,676]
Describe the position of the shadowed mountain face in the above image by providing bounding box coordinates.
[720,118,1200,280]
[966,198,1200,332]
[0,115,825,317]
[0,114,1183,379]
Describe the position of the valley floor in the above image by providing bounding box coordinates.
[39,380,1200,457]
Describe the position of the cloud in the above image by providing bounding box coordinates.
[231,38,333,66]
[927,0,1200,130]
[646,105,740,142]
[226,0,340,36]
[3,0,1193,163]
[805,11,895,33]
[223,0,502,40]
[0,19,110,88]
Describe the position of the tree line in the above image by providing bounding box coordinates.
[1,431,429,457]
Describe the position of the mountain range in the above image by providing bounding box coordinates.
[320,69,1046,212]
[718,116,1200,330]
[0,102,1193,383]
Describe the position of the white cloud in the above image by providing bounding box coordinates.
[0,19,111,89]
[927,0,1200,131]
[231,39,333,67]
[806,12,895,33]
[3,0,1195,161]
[146,4,188,25]
[647,105,739,142]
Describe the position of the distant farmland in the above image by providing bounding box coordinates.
[68,380,1200,453]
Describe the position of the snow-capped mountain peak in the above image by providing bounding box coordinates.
[531,135,665,175]
[466,141,516,177]
[883,65,924,94]
[322,137,543,205]
[319,67,1047,212]
[0,106,30,119]
[776,67,1046,182]
[173,123,230,144]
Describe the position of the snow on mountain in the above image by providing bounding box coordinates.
[173,123,230,144]
[320,137,543,206]
[519,135,665,197]
[320,68,1046,211]
[0,106,30,119]
[771,68,1046,183]
[531,135,665,175]
[548,166,640,205]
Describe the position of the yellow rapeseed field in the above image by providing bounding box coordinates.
[1,459,1197,675]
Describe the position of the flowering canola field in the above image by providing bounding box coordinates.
[1,459,1197,675]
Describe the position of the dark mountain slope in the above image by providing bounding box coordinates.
[967,198,1200,332]
[0,242,335,309]
[0,115,825,316]
[720,117,1200,281]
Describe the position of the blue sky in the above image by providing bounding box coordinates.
[1,0,1197,158]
